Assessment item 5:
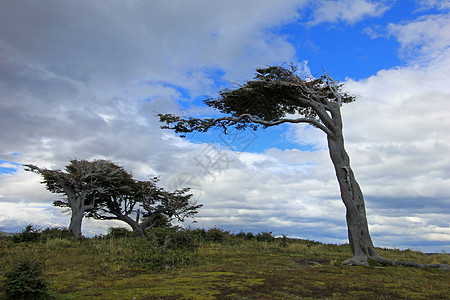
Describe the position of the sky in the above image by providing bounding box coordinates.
[1,0,449,253]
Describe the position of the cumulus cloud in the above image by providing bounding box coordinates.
[388,13,450,61]
[307,0,392,25]
[414,0,450,11]
[0,0,307,234]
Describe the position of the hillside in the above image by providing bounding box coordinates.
[0,231,15,237]
[0,228,449,299]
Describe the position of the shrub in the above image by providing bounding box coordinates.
[245,232,255,240]
[256,231,275,242]
[1,258,50,299]
[205,227,230,243]
[106,227,137,239]
[12,225,42,243]
[41,226,72,239]
[235,231,246,239]
[279,234,288,248]
[189,228,207,241]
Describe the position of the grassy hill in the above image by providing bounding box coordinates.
[0,231,16,237]
[0,227,449,299]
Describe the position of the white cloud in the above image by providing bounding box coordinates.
[388,13,450,61]
[308,0,392,25]
[414,0,450,11]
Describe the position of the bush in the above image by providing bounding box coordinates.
[256,231,275,242]
[12,225,42,243]
[245,232,255,240]
[189,228,207,241]
[41,226,72,239]
[279,234,288,248]
[106,227,137,239]
[1,258,50,299]
[205,227,230,243]
[235,231,246,239]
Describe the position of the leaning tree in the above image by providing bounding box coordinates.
[159,65,449,270]
[24,159,132,237]
[87,177,202,237]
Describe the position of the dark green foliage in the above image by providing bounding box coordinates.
[41,226,72,239]
[150,214,173,229]
[159,65,355,136]
[256,231,275,242]
[279,234,288,248]
[190,228,207,241]
[235,231,246,238]
[206,66,354,123]
[235,231,257,240]
[245,232,255,240]
[205,227,230,243]
[1,258,50,300]
[12,225,41,243]
[105,227,137,239]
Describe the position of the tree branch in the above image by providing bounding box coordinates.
[160,113,333,136]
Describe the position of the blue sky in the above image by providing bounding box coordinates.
[1,0,449,253]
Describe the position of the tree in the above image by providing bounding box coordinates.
[159,65,449,270]
[87,177,202,237]
[24,159,132,238]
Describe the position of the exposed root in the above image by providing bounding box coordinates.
[389,260,450,271]
[342,255,369,266]
[342,255,450,271]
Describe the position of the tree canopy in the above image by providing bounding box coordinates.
[87,177,202,237]
[25,160,132,237]
[159,65,354,137]
[25,160,202,238]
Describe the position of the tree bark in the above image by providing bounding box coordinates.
[327,132,385,265]
[116,214,145,238]
[68,206,83,238]
[325,102,387,265]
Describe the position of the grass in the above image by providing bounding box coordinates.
[0,229,449,299]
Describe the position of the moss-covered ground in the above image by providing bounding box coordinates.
[0,229,449,299]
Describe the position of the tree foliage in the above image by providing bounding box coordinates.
[87,177,202,237]
[24,160,132,237]
[25,160,202,238]
[159,65,354,137]
[1,258,50,300]
[24,159,132,210]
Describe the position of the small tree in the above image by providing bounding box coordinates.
[87,177,202,237]
[159,65,449,270]
[24,160,132,238]
[1,258,50,300]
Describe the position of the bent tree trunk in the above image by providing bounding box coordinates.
[327,132,384,265]
[118,215,146,238]
[327,107,450,270]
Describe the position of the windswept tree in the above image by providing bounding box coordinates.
[24,160,132,237]
[159,65,449,270]
[87,177,202,237]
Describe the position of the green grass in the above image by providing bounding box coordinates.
[1,231,449,299]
